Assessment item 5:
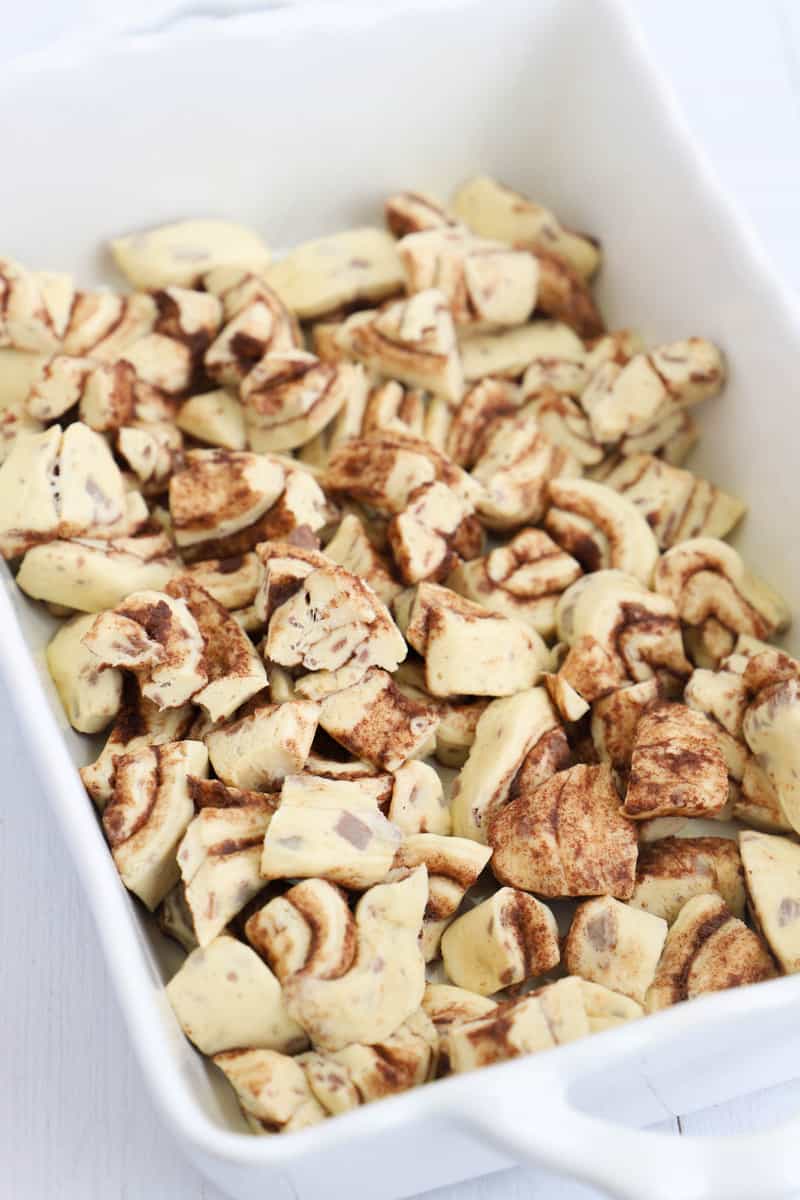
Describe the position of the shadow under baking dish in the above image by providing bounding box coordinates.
[2,0,800,1198]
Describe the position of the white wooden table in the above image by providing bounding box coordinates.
[2,2,800,1197]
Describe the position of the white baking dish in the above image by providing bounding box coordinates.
[3,1,800,1197]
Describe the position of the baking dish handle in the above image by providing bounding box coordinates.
[466,1065,800,1200]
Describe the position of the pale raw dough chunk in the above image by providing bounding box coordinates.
[684,663,749,784]
[646,894,776,1011]
[564,896,667,1004]
[203,272,300,386]
[169,448,285,550]
[446,976,594,1074]
[441,887,559,995]
[213,1049,326,1134]
[110,219,270,289]
[451,176,600,279]
[624,703,729,820]
[604,453,745,549]
[102,740,208,909]
[82,589,207,710]
[205,701,319,791]
[740,830,800,973]
[252,868,428,1052]
[79,678,194,808]
[447,528,581,639]
[388,760,451,835]
[742,658,800,832]
[460,320,585,383]
[166,935,306,1056]
[399,226,538,329]
[472,412,580,530]
[176,390,247,451]
[450,687,568,842]
[405,582,549,699]
[0,423,128,558]
[317,667,439,771]
[17,531,178,612]
[177,804,272,945]
[545,478,660,586]
[324,512,402,606]
[46,613,123,734]
[489,763,638,899]
[580,981,644,1033]
[524,388,603,468]
[389,833,492,960]
[630,836,745,924]
[260,773,402,888]
[336,289,463,405]
[266,228,403,319]
[176,552,261,614]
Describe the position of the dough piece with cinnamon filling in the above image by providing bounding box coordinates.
[0,258,74,353]
[266,561,407,700]
[629,836,745,924]
[604,453,745,548]
[249,869,428,1052]
[169,449,329,561]
[82,588,207,710]
[445,378,522,467]
[555,571,691,698]
[440,887,559,995]
[472,412,580,531]
[0,423,128,558]
[581,339,725,444]
[213,1049,326,1134]
[405,582,549,699]
[646,894,776,1011]
[488,763,637,898]
[241,353,364,454]
[385,191,456,237]
[324,512,403,606]
[301,1010,437,1116]
[317,667,439,771]
[451,687,569,842]
[79,678,195,809]
[624,703,728,820]
[260,773,402,888]
[177,803,272,945]
[456,524,581,632]
[564,896,667,1004]
[399,227,538,330]
[102,740,209,909]
[545,478,660,586]
[325,431,480,516]
[335,289,463,404]
[389,833,492,960]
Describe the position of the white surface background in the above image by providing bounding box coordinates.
[2,1,800,1197]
